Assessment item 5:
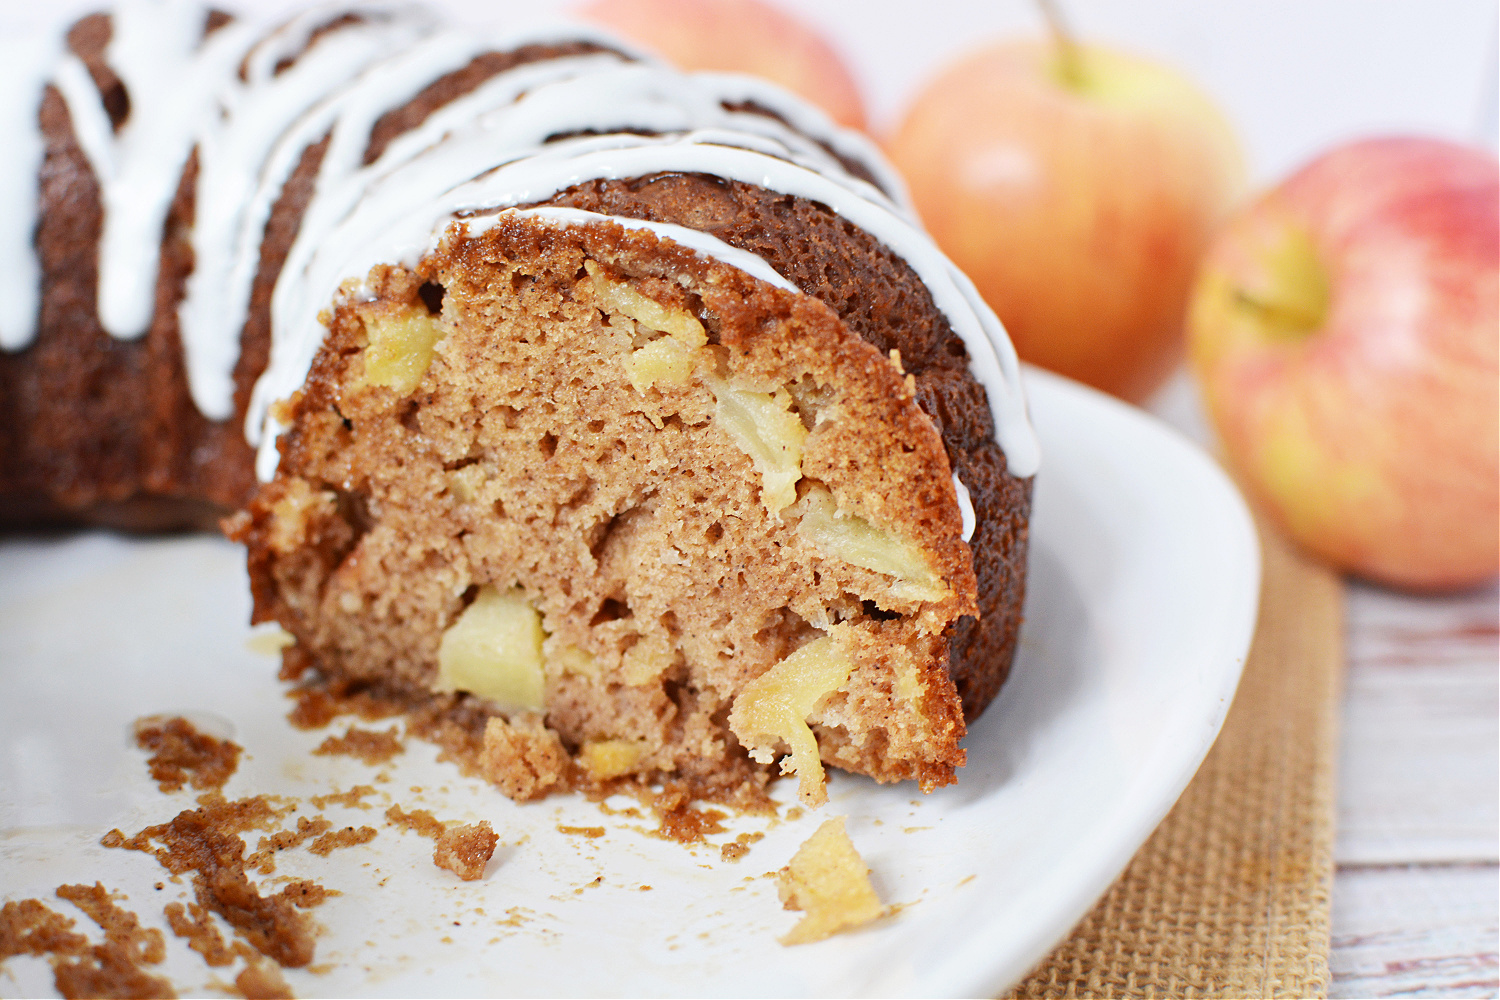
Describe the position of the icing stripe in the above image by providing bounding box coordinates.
[953,474,976,543]
[180,13,440,416]
[490,207,804,294]
[88,4,260,339]
[0,28,61,350]
[691,71,915,217]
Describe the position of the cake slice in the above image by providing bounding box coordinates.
[238,211,985,804]
[2,3,1037,806]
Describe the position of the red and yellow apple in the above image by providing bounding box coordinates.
[572,0,867,131]
[886,40,1243,402]
[1188,136,1499,590]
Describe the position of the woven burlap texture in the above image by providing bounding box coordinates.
[1009,521,1343,1000]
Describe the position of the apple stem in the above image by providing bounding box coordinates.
[1037,0,1084,87]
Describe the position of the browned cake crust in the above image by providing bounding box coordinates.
[1,8,1032,801]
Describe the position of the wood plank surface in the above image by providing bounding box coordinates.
[1331,580,1499,998]
[1330,863,1500,999]
[1338,581,1498,865]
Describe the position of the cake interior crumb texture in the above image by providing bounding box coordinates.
[240,218,978,805]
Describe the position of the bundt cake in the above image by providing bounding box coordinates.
[0,2,1038,806]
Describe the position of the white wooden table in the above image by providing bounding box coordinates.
[1330,581,1499,998]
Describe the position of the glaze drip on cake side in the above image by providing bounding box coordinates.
[0,1,1037,483]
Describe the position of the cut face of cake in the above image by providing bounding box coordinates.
[1,2,1038,805]
[241,212,980,804]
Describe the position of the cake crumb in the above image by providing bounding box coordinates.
[557,825,605,838]
[51,943,177,1000]
[277,880,333,909]
[164,901,235,966]
[307,826,378,856]
[1,898,88,959]
[55,883,165,964]
[776,817,886,945]
[432,822,498,881]
[720,830,764,861]
[235,956,293,999]
[103,796,327,968]
[496,906,532,928]
[286,684,405,730]
[313,726,404,765]
[385,805,498,881]
[135,716,243,793]
[650,785,727,844]
[249,816,333,874]
[385,804,445,839]
[478,715,570,802]
[571,876,604,895]
[1,890,175,999]
[310,785,378,809]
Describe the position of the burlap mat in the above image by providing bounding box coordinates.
[1007,520,1344,1000]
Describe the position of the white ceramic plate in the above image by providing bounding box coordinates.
[0,366,1259,998]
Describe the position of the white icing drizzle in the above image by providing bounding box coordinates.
[79,1,260,339]
[0,25,64,349]
[952,474,976,543]
[690,71,915,218]
[180,8,439,416]
[1,1,1038,491]
[484,207,803,294]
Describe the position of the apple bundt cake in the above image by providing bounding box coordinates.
[0,2,1038,805]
